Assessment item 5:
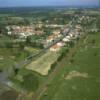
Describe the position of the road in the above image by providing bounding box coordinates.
[0,27,71,90]
[14,29,71,69]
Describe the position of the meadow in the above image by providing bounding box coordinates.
[40,32,100,100]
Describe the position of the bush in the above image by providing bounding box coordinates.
[69,41,75,48]
[49,62,57,74]
[70,59,74,63]
[0,69,2,72]
[58,47,69,61]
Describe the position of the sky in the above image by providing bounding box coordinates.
[0,0,99,7]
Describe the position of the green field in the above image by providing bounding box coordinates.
[40,32,100,100]
[10,68,45,92]
[26,51,60,75]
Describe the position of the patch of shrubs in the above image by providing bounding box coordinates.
[48,62,57,74]
[48,47,69,74]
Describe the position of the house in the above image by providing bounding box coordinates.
[50,42,65,52]
[69,33,73,37]
[58,34,62,38]
[62,28,70,36]
[37,21,43,27]
[75,25,82,31]
[7,31,12,35]
[66,36,71,39]
[53,30,61,35]
[50,44,61,52]
[19,33,27,38]
[35,30,44,35]
[47,35,57,43]
[57,42,65,47]
[62,35,71,42]
[46,24,64,28]
[6,25,35,38]
[47,35,54,43]
[63,38,70,42]
[6,26,10,31]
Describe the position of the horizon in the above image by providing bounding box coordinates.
[0,5,99,9]
[0,0,99,8]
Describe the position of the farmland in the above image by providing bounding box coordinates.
[26,51,60,75]
[40,32,100,100]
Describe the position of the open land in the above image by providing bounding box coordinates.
[0,7,100,100]
[40,32,100,100]
[26,51,60,75]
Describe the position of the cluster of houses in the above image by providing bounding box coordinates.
[6,25,34,38]
[6,23,82,52]
[6,17,84,52]
[6,24,65,39]
[49,26,82,52]
[6,25,45,38]
[46,33,61,43]
[45,24,64,28]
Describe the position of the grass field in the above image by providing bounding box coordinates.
[40,32,100,100]
[26,51,60,75]
[0,47,40,71]
[10,68,45,92]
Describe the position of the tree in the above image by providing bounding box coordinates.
[23,18,30,25]
[19,42,25,50]
[69,41,75,48]
[0,23,7,35]
[91,39,96,45]
[5,42,13,48]
[70,59,74,64]
[26,36,31,45]
[58,47,69,61]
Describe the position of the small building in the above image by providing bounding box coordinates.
[66,36,71,39]
[7,31,12,35]
[47,36,54,43]
[57,42,65,47]
[63,38,70,42]
[47,35,57,43]
[69,33,73,37]
[53,30,61,35]
[50,44,61,52]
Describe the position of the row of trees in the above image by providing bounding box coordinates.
[48,40,75,74]
[26,36,44,49]
[48,47,69,74]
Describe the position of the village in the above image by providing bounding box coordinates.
[6,19,83,52]
[0,7,100,100]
